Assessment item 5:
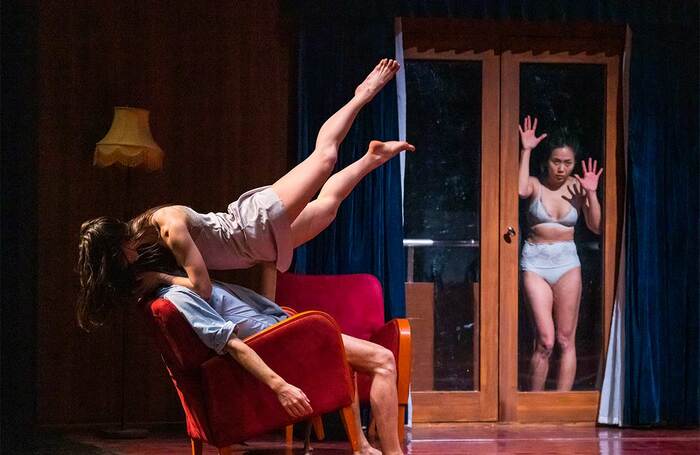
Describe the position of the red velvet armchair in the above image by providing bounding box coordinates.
[275,272,412,440]
[144,297,361,454]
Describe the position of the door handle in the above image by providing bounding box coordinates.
[503,226,517,243]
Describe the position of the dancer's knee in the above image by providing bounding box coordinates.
[556,332,575,353]
[535,337,554,358]
[313,145,338,172]
[372,346,396,379]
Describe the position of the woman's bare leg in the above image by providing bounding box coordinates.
[552,267,582,391]
[523,271,555,391]
[290,140,414,247]
[342,334,403,455]
[271,59,400,224]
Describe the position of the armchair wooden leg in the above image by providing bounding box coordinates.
[398,404,407,442]
[339,405,361,453]
[285,424,293,446]
[191,439,202,455]
[304,421,313,453]
[312,415,325,440]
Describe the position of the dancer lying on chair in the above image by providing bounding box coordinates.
[77,58,412,455]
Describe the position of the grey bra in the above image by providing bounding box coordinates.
[527,184,578,228]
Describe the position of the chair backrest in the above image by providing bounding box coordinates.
[146,297,214,372]
[275,273,385,341]
[143,297,216,443]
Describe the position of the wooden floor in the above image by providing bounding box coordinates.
[24,423,700,454]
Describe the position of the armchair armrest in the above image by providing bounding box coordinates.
[370,319,412,406]
[200,311,355,447]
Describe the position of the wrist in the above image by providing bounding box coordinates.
[521,147,532,153]
[269,376,286,393]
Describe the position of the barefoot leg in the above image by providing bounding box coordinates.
[271,59,400,224]
[290,140,414,247]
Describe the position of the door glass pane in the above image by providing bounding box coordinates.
[517,63,605,391]
[404,60,481,391]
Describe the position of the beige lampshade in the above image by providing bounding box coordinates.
[94,107,164,171]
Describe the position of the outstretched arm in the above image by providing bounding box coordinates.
[224,336,313,419]
[518,115,547,198]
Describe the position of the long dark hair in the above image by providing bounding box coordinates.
[77,217,134,331]
[76,208,181,331]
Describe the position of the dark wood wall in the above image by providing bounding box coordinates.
[35,1,293,426]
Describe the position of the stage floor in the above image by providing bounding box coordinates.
[18,423,700,454]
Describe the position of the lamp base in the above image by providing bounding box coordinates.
[99,428,149,439]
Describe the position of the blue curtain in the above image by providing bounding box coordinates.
[293,16,406,320]
[292,1,699,426]
[624,24,699,426]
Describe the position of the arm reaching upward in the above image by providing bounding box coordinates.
[518,115,547,198]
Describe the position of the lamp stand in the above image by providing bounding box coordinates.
[100,166,148,440]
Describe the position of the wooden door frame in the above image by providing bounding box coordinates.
[499,51,620,422]
[404,48,500,422]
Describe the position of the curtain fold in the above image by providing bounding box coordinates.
[597,25,632,427]
[623,24,699,426]
[293,16,406,320]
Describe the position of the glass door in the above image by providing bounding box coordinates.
[403,43,621,423]
[403,49,500,422]
[499,51,620,421]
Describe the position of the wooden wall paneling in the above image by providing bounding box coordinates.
[37,0,291,427]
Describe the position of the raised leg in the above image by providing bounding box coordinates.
[522,271,555,391]
[271,59,400,224]
[290,140,414,248]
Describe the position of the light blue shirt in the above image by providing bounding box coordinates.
[156,281,288,354]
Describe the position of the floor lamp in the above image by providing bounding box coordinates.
[94,106,164,438]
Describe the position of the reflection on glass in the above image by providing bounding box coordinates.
[517,63,605,391]
[404,60,481,391]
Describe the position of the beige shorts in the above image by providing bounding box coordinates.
[226,186,293,272]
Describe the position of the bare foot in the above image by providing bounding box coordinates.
[366,140,415,168]
[355,58,400,104]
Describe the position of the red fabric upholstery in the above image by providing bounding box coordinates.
[144,297,355,449]
[275,273,410,404]
[275,273,385,342]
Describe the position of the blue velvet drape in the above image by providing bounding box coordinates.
[293,17,406,320]
[292,1,699,426]
[624,25,699,426]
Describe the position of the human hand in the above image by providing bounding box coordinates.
[562,181,584,204]
[518,115,547,151]
[274,381,313,419]
[574,158,603,192]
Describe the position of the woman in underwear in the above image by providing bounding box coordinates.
[518,115,603,391]
[77,58,413,327]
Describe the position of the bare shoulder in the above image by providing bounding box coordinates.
[151,205,191,228]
